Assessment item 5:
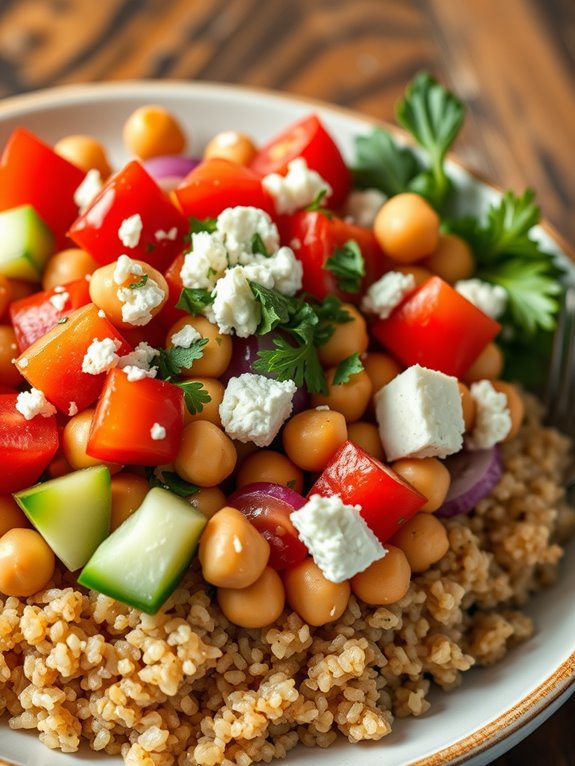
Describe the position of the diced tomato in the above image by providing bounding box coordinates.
[174,158,275,220]
[250,114,351,208]
[371,276,501,378]
[0,393,59,493]
[10,278,91,352]
[227,484,308,570]
[87,369,184,465]
[281,211,388,303]
[156,253,187,329]
[68,161,188,272]
[0,129,85,250]
[309,441,426,544]
[16,303,132,413]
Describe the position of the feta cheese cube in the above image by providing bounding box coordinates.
[211,265,265,337]
[180,231,228,291]
[454,279,508,320]
[170,324,202,348]
[118,214,143,248]
[48,291,69,312]
[343,188,388,228]
[361,271,415,319]
[150,423,167,441]
[16,388,57,420]
[262,158,332,215]
[117,277,165,326]
[113,254,144,285]
[465,380,512,450]
[375,365,464,460]
[216,206,279,264]
[81,337,122,375]
[291,494,387,583]
[219,373,296,447]
[74,169,103,213]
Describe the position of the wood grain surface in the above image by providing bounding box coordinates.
[0,1,573,764]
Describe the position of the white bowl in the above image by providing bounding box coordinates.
[0,81,573,766]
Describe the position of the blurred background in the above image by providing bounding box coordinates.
[0,1,573,764]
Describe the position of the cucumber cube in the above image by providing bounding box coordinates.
[0,204,55,281]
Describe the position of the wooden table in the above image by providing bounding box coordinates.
[0,1,573,764]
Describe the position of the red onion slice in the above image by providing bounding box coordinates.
[437,447,502,518]
[142,155,201,190]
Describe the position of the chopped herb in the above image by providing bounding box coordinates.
[325,239,365,293]
[176,380,212,415]
[185,216,218,241]
[145,242,156,253]
[249,281,293,334]
[176,287,215,315]
[156,338,208,379]
[128,274,149,290]
[253,333,327,394]
[305,188,333,217]
[352,127,421,197]
[286,479,297,490]
[312,295,352,346]
[333,352,364,385]
[251,232,268,256]
[57,316,68,325]
[146,467,199,497]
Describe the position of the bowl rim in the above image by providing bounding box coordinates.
[0,78,573,766]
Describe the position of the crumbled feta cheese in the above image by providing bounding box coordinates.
[455,279,508,320]
[122,365,157,382]
[375,365,465,460]
[180,231,228,291]
[17,357,28,369]
[216,206,280,264]
[16,388,57,420]
[97,309,106,319]
[170,324,201,348]
[68,402,78,417]
[262,158,332,215]
[232,535,243,553]
[150,423,167,441]
[155,227,178,241]
[290,237,302,250]
[316,405,330,411]
[82,337,122,375]
[113,254,144,285]
[211,265,264,337]
[53,285,65,294]
[343,188,388,228]
[74,168,103,212]
[263,246,303,296]
[118,214,143,248]
[219,373,297,447]
[48,291,69,312]
[291,494,386,583]
[361,271,415,319]
[117,342,159,380]
[466,380,512,450]
[117,277,165,326]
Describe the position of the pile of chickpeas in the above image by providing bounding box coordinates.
[0,105,526,628]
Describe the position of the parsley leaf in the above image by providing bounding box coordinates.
[352,127,421,196]
[251,232,268,256]
[249,281,292,334]
[129,274,149,290]
[305,188,333,217]
[186,216,217,239]
[333,352,364,385]
[176,287,215,315]
[325,239,365,293]
[146,467,199,497]
[253,335,327,395]
[177,380,212,415]
[311,294,352,346]
[156,339,208,379]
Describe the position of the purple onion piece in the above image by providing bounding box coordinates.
[437,446,502,518]
[228,482,307,512]
[142,155,201,184]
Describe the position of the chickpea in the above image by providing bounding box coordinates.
[47,455,73,479]
[391,457,450,512]
[491,380,525,441]
[89,261,168,329]
[458,381,476,432]
[0,326,24,387]
[199,506,270,588]
[421,233,475,283]
[54,135,112,178]
[42,248,99,291]
[218,566,285,628]
[236,450,304,494]
[166,316,232,378]
[0,496,31,537]
[187,487,227,520]
[311,368,372,423]
[374,193,440,263]
[363,352,402,396]
[62,410,123,474]
[233,439,259,465]
[110,473,149,531]
[463,342,504,384]
[282,409,347,472]
[317,304,369,367]
[395,265,433,286]
[390,513,449,573]
[284,558,350,626]
[203,131,257,166]
[0,528,55,597]
[347,422,384,461]
[0,275,11,318]
[183,378,224,427]
[351,545,411,605]
[174,421,237,487]
[123,105,186,160]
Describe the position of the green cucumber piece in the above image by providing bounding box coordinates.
[78,487,207,614]
[14,466,111,571]
[0,204,55,281]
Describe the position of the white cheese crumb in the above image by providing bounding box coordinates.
[170,324,201,348]
[150,423,167,441]
[122,365,156,382]
[291,494,387,583]
[74,168,103,213]
[48,291,69,312]
[219,373,297,447]
[16,388,57,420]
[361,271,415,319]
[211,265,266,338]
[97,309,106,319]
[154,227,178,241]
[290,238,302,250]
[68,402,78,417]
[81,337,121,375]
[262,246,303,297]
[118,213,143,248]
[180,231,228,291]
[315,405,330,411]
[113,254,144,285]
[117,277,165,326]
[343,188,388,228]
[455,279,508,320]
[216,206,280,264]
[17,358,28,369]
[466,380,512,450]
[232,535,243,553]
[53,285,65,294]
[262,158,332,215]
[117,342,159,380]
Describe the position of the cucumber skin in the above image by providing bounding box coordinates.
[78,488,207,615]
[0,205,55,281]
